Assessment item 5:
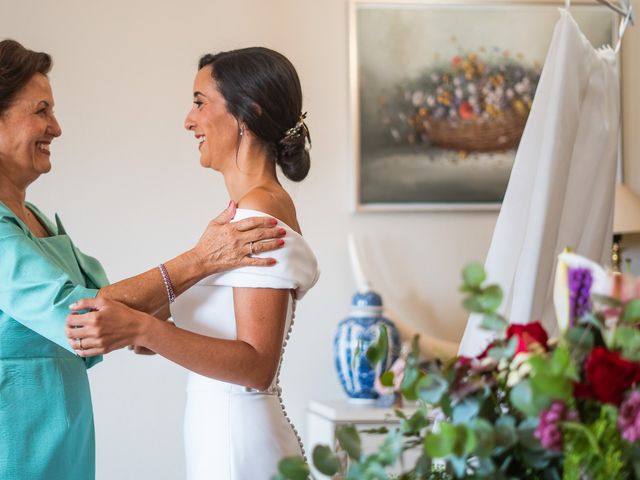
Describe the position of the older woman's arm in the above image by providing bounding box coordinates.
[95,203,285,315]
[67,289,289,390]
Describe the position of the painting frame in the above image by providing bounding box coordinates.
[350,0,620,212]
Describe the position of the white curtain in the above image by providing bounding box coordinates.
[459,9,620,356]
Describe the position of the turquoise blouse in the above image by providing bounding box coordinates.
[0,202,108,480]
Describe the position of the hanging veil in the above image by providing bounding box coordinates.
[459,9,620,356]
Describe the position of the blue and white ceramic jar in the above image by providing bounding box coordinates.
[334,290,401,402]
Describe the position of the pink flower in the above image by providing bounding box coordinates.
[374,357,406,395]
[618,390,640,443]
[534,401,579,451]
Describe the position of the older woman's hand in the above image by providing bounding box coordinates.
[66,297,152,357]
[192,201,286,274]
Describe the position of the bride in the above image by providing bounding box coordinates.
[66,47,320,479]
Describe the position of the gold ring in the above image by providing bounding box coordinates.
[79,338,83,350]
[249,242,254,256]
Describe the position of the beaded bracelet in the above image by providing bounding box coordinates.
[158,263,176,304]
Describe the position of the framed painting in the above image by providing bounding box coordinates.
[350,0,617,211]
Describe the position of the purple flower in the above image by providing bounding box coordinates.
[568,267,593,324]
[618,390,640,442]
[534,401,579,451]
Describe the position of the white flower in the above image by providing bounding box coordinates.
[411,90,424,107]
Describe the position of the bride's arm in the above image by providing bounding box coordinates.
[66,289,290,390]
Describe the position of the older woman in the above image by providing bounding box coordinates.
[0,39,285,480]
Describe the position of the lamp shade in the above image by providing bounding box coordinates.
[614,183,640,234]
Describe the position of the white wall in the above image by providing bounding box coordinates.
[1,0,637,479]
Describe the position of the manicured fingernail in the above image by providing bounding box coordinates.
[271,218,278,225]
[228,200,234,208]
[269,259,278,265]
[279,228,287,236]
[278,239,285,247]
[69,303,77,309]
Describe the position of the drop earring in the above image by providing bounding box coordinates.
[239,126,244,137]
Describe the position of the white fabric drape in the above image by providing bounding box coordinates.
[459,10,620,356]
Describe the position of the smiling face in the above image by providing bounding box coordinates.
[0,73,62,186]
[184,65,240,172]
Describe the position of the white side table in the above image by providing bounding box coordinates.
[305,400,424,478]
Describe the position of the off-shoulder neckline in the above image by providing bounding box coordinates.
[235,207,302,237]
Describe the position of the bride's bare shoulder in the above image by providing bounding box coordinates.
[237,186,301,234]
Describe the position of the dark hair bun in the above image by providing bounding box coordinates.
[277,134,310,182]
[198,47,311,182]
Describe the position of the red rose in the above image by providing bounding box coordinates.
[506,322,549,356]
[574,346,640,405]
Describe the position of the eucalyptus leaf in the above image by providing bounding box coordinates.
[480,313,508,332]
[360,461,388,480]
[488,336,519,360]
[401,410,429,435]
[424,422,458,458]
[452,397,480,424]
[614,326,640,361]
[493,416,517,453]
[380,370,395,387]
[377,429,403,466]
[565,326,594,351]
[520,449,552,469]
[462,262,486,289]
[463,296,485,314]
[336,424,362,461]
[623,299,640,322]
[510,379,550,417]
[366,324,389,366]
[470,418,495,457]
[416,373,449,405]
[401,367,424,401]
[478,285,503,312]
[449,455,468,478]
[312,445,340,476]
[454,424,477,457]
[277,456,310,480]
[578,312,604,329]
[517,417,542,450]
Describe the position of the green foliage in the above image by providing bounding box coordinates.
[416,374,449,404]
[461,263,486,289]
[367,324,389,366]
[614,326,640,361]
[275,261,640,480]
[312,445,340,476]
[337,424,362,461]
[272,456,309,480]
[563,406,632,480]
[622,299,640,323]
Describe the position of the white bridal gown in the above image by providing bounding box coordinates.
[459,9,620,356]
[170,208,320,480]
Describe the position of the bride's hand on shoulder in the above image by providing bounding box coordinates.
[193,200,286,274]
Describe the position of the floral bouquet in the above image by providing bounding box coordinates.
[378,49,541,153]
[273,251,640,479]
